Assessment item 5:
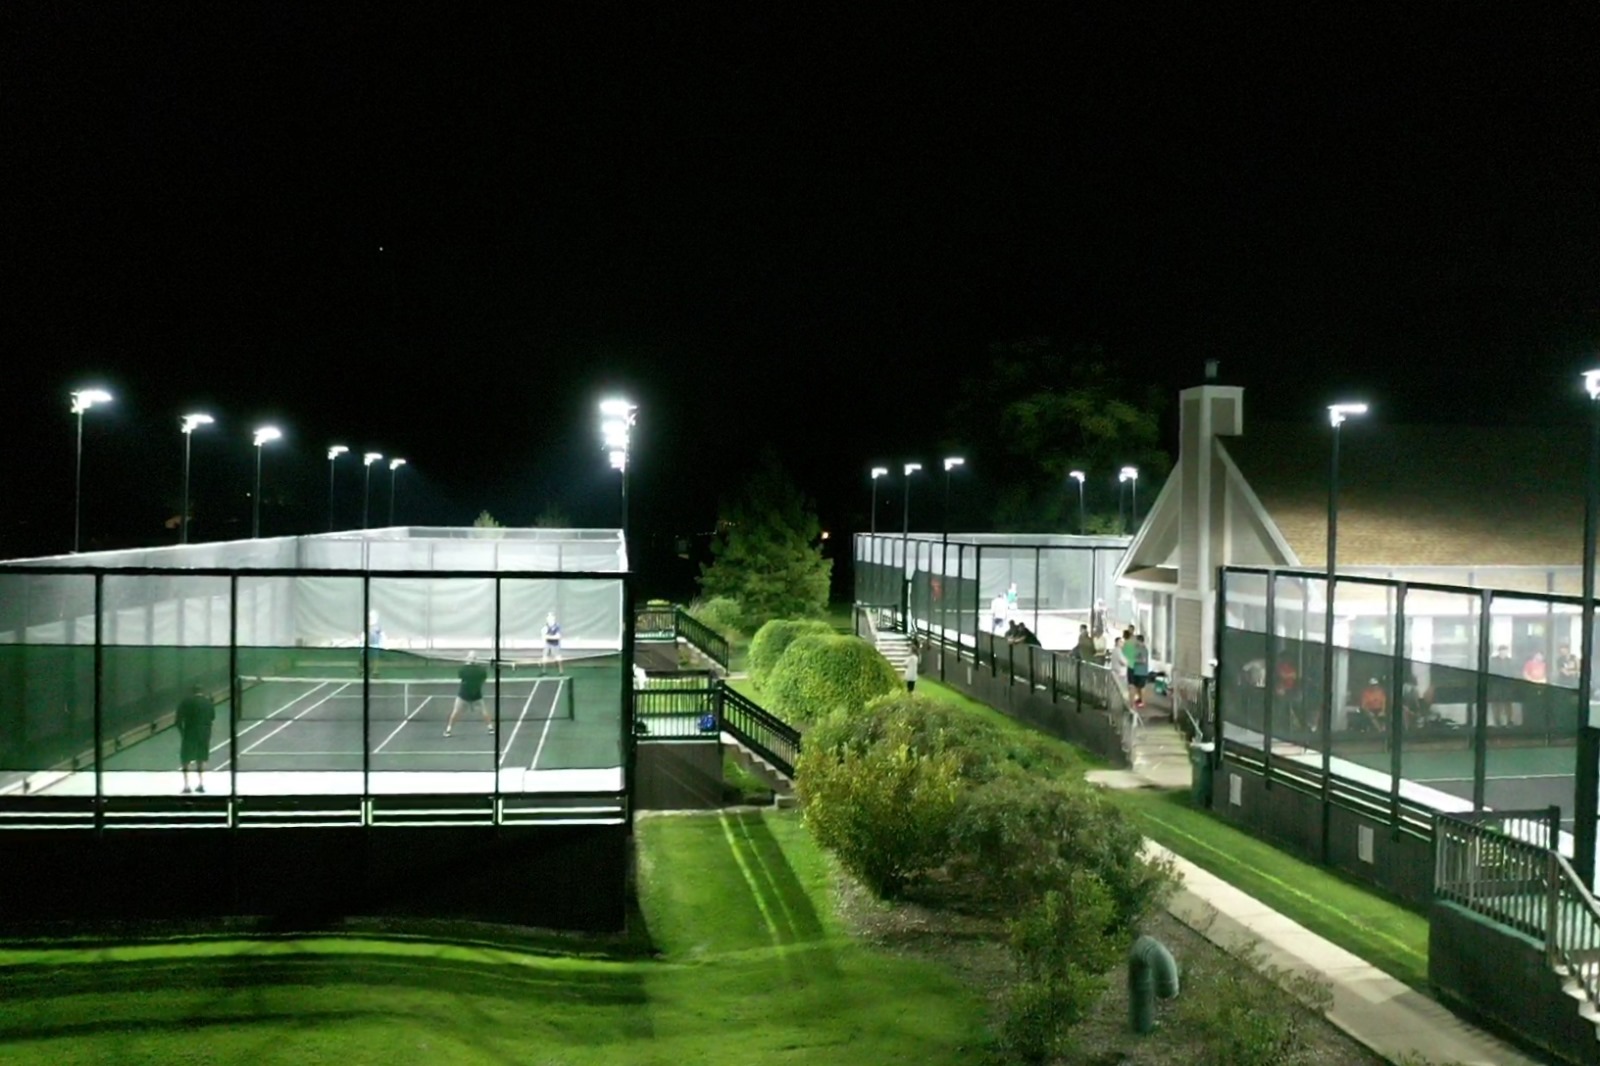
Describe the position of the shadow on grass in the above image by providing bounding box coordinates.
[718,810,838,978]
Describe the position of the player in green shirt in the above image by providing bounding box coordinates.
[444,651,494,737]
[176,684,216,794]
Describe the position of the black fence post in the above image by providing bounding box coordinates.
[1388,583,1407,840]
[1263,574,1276,791]
[1473,589,1492,811]
[1212,566,1229,769]
[92,573,104,829]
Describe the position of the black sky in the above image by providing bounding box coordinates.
[4,4,1600,559]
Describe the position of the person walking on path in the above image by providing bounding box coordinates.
[904,642,919,692]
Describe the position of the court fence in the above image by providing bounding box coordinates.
[633,605,730,670]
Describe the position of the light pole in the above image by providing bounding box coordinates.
[388,458,407,527]
[942,457,964,655]
[252,426,282,539]
[600,399,637,543]
[70,388,113,553]
[1321,402,1367,860]
[179,413,214,545]
[327,445,348,532]
[1577,372,1600,887]
[901,462,922,624]
[1119,466,1140,533]
[870,466,889,536]
[1069,470,1086,533]
[362,452,383,529]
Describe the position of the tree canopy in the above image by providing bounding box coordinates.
[947,338,1171,531]
[699,449,831,629]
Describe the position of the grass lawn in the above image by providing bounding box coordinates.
[910,678,1430,990]
[0,812,988,1066]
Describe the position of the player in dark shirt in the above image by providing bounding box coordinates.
[176,684,216,794]
[444,651,494,737]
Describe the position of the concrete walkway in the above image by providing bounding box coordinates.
[1088,767,1544,1065]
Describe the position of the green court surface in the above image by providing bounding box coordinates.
[1342,743,1578,823]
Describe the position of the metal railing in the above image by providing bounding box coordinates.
[635,605,676,637]
[720,685,800,779]
[632,605,730,669]
[1436,810,1600,1012]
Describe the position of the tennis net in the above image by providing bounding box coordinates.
[236,675,575,723]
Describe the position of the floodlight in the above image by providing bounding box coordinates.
[328,444,349,460]
[609,449,627,470]
[363,451,383,466]
[1327,403,1368,428]
[602,419,631,449]
[904,462,922,476]
[1069,470,1085,483]
[943,456,965,471]
[1119,466,1139,482]
[389,457,406,471]
[871,466,889,479]
[181,413,214,434]
[70,388,112,414]
[1584,370,1600,402]
[600,398,637,419]
[253,426,282,447]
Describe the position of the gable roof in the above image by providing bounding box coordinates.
[1220,421,1585,568]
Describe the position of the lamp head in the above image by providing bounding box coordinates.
[904,462,922,476]
[1068,469,1085,483]
[327,445,349,460]
[602,419,631,450]
[253,426,282,447]
[599,398,637,421]
[1119,466,1139,482]
[70,388,112,414]
[363,451,383,466]
[870,466,889,479]
[180,413,214,434]
[943,456,965,472]
[1584,370,1600,402]
[1327,402,1368,428]
[389,457,406,471]
[609,449,627,471]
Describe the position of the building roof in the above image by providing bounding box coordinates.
[1219,422,1586,568]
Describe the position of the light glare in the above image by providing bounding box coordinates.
[1328,402,1368,427]
[1069,469,1086,483]
[363,451,383,465]
[870,466,889,479]
[70,388,113,414]
[328,445,349,459]
[389,457,406,471]
[904,462,922,476]
[181,413,214,433]
[1584,370,1600,402]
[943,456,965,471]
[253,426,282,446]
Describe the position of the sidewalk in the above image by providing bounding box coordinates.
[1088,766,1543,1065]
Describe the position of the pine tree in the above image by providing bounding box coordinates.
[699,450,831,630]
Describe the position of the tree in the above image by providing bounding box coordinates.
[699,449,831,629]
[473,510,503,528]
[533,502,571,528]
[948,338,1172,531]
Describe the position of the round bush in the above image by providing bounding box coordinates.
[747,618,834,690]
[763,633,901,723]
[687,596,745,642]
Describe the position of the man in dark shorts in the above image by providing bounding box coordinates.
[444,651,494,737]
[176,684,216,794]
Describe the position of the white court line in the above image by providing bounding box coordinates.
[528,677,567,772]
[373,696,436,754]
[208,681,351,760]
[217,686,356,769]
[1415,773,1577,783]
[497,685,542,768]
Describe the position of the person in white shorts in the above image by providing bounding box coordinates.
[541,612,563,674]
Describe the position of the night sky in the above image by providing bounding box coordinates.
[5,4,1600,565]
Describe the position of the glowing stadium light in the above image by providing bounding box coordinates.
[69,388,114,552]
[598,399,637,539]
[943,456,964,472]
[363,451,382,465]
[328,444,349,460]
[1327,402,1368,428]
[178,413,214,545]
[388,458,407,526]
[250,426,282,538]
[326,446,349,531]
[70,388,112,415]
[361,452,383,529]
[181,413,214,434]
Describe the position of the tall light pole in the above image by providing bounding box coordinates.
[600,399,637,543]
[362,452,383,530]
[388,458,407,527]
[70,388,113,553]
[870,466,889,535]
[179,413,214,545]
[901,462,922,623]
[252,426,282,539]
[326,445,348,532]
[942,457,964,652]
[1321,402,1367,859]
[1120,466,1140,532]
[1577,372,1600,887]
[1069,470,1086,533]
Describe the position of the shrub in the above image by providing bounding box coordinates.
[1178,936,1334,1066]
[999,872,1120,1062]
[950,776,1176,926]
[747,618,835,690]
[686,596,745,643]
[763,633,902,723]
[796,708,966,896]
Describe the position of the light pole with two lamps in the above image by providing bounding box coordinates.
[179,413,214,545]
[70,388,113,553]
[362,452,383,529]
[326,446,349,532]
[1319,402,1367,859]
[388,458,407,527]
[600,399,637,541]
[251,426,282,539]
[1069,469,1086,533]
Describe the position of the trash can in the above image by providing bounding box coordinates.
[1188,741,1214,808]
[1151,671,1170,697]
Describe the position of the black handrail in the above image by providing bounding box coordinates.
[674,607,730,668]
[719,684,800,778]
[635,606,676,636]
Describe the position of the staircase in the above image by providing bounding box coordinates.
[1128,719,1192,788]
[722,734,797,808]
[876,630,916,675]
